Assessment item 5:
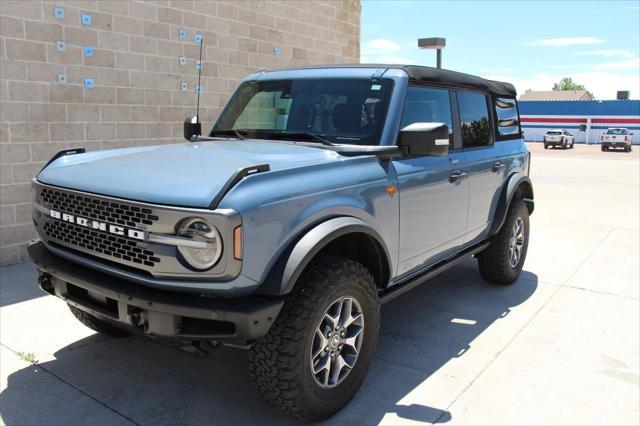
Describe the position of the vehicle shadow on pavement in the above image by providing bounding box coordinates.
[0,258,537,425]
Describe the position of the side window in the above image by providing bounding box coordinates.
[457,91,492,148]
[400,86,453,147]
[494,97,521,139]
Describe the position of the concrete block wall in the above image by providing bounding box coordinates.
[0,0,361,265]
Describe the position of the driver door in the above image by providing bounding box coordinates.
[392,86,469,277]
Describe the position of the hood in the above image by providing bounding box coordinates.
[37,140,344,208]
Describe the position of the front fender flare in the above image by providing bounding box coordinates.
[258,217,391,296]
[489,173,534,236]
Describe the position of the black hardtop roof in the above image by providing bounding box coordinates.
[262,64,517,97]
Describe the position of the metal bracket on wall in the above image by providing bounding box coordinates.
[53,7,65,19]
[81,13,92,26]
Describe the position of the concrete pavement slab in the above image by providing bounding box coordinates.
[0,345,133,426]
[444,286,640,425]
[0,263,41,307]
[567,228,639,299]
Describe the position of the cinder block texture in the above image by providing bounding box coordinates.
[0,0,361,265]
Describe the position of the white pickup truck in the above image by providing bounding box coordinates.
[601,128,633,152]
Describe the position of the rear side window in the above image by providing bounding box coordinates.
[457,91,492,148]
[400,86,453,147]
[494,97,521,138]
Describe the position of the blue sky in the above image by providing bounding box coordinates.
[361,1,640,99]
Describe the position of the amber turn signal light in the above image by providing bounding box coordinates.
[233,226,243,260]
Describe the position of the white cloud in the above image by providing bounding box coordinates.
[485,71,639,100]
[526,37,605,47]
[593,58,640,70]
[361,55,414,64]
[577,49,635,58]
[365,39,400,51]
[361,38,411,64]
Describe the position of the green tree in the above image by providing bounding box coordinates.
[552,77,594,99]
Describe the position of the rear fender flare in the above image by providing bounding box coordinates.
[489,173,534,236]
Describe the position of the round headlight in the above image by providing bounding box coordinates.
[176,217,222,271]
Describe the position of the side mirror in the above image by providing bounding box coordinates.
[397,122,449,156]
[183,116,202,141]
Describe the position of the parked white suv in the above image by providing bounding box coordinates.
[543,129,574,149]
[601,128,633,152]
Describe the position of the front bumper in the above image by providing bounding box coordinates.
[28,241,283,344]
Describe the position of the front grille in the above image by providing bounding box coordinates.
[40,187,159,228]
[43,220,160,267]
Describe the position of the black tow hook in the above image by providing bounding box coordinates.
[38,273,55,295]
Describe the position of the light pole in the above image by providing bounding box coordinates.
[418,37,446,68]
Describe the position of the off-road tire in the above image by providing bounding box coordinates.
[477,199,529,285]
[543,142,548,149]
[68,305,131,337]
[249,256,379,421]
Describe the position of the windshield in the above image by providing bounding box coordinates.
[547,131,562,135]
[213,78,394,145]
[606,128,628,135]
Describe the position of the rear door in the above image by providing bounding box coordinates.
[456,90,505,243]
[393,85,469,276]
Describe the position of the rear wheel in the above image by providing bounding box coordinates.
[249,256,379,421]
[601,145,607,151]
[477,199,529,285]
[68,305,131,337]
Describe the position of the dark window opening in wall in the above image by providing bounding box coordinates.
[214,79,394,145]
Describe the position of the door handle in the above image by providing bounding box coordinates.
[492,162,505,172]
[449,170,467,183]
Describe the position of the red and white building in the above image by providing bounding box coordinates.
[519,100,640,144]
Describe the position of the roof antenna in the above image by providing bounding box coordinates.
[183,36,204,142]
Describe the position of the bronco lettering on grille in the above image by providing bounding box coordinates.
[49,209,145,240]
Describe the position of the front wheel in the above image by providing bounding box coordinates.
[543,142,549,149]
[249,256,379,421]
[570,141,575,149]
[477,199,530,285]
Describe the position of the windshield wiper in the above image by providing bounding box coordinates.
[209,129,246,139]
[261,131,334,146]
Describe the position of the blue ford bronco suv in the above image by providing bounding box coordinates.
[29,65,533,420]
